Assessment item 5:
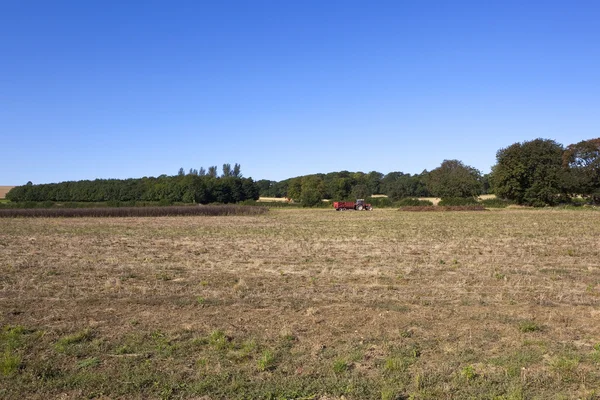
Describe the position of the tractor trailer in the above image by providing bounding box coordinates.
[333,199,373,211]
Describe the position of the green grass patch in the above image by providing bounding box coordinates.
[518,320,542,333]
[55,329,93,352]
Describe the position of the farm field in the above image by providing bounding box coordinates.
[1,208,600,399]
[0,186,15,199]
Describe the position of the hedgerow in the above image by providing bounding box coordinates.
[0,205,268,218]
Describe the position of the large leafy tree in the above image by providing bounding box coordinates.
[299,176,326,207]
[491,138,566,206]
[351,184,370,200]
[563,138,600,203]
[426,160,482,198]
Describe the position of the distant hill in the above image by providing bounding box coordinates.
[0,186,14,199]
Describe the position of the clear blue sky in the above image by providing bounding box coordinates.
[1,0,599,185]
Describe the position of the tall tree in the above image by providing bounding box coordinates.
[563,138,600,203]
[366,171,384,195]
[286,177,303,201]
[222,163,232,177]
[351,184,370,200]
[299,176,326,207]
[426,160,483,198]
[232,163,242,178]
[491,138,566,206]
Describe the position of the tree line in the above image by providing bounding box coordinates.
[8,138,599,207]
[257,165,490,207]
[6,164,260,204]
[257,137,599,207]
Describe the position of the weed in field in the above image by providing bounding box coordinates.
[150,331,178,356]
[115,344,134,355]
[208,330,230,351]
[332,359,349,374]
[156,272,173,281]
[55,329,93,352]
[257,350,276,371]
[1,326,27,349]
[399,329,413,338]
[460,365,477,382]
[76,357,100,369]
[518,321,541,333]
[196,296,206,306]
[591,343,600,364]
[551,355,580,382]
[380,388,397,400]
[0,351,21,376]
[383,357,407,373]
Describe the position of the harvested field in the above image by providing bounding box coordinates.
[1,208,600,399]
[0,186,14,199]
[257,197,289,202]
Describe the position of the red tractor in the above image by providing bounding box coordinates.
[333,199,373,211]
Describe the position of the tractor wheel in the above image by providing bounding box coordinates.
[357,205,363,211]
[366,206,372,211]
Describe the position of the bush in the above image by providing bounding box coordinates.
[366,197,394,208]
[395,198,434,207]
[438,197,478,206]
[569,197,588,207]
[480,198,514,208]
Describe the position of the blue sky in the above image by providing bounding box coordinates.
[1,0,599,185]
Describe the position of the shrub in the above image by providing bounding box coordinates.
[365,197,396,208]
[438,197,478,206]
[395,198,434,207]
[480,198,514,208]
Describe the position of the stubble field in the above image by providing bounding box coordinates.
[1,208,600,399]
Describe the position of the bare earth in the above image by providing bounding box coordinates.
[1,208,600,399]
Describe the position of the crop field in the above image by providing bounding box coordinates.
[0,186,14,199]
[1,208,600,399]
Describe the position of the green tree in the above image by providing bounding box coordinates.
[299,176,325,207]
[286,178,303,201]
[222,163,232,177]
[366,171,383,195]
[232,163,242,178]
[208,166,218,178]
[351,184,370,200]
[563,138,600,203]
[491,138,566,206]
[383,173,418,200]
[426,160,482,198]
